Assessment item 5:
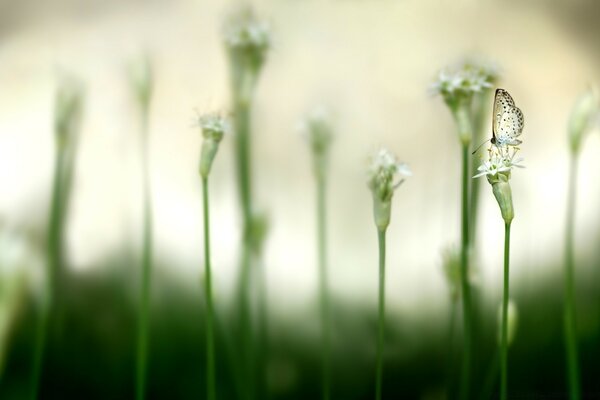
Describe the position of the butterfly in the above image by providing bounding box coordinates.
[491,88,524,147]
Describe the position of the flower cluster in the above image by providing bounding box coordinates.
[199,113,229,178]
[431,61,496,110]
[473,146,524,184]
[367,148,411,230]
[474,145,523,223]
[300,107,334,177]
[223,6,271,100]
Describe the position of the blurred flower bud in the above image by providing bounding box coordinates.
[367,148,411,231]
[441,245,461,302]
[568,87,599,154]
[129,53,153,115]
[249,211,269,256]
[54,77,84,149]
[299,107,334,178]
[497,299,519,347]
[199,113,229,178]
[223,6,271,105]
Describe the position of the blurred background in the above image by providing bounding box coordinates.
[1,0,600,398]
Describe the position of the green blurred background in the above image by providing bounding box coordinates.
[1,0,600,398]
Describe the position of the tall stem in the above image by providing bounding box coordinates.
[202,177,216,400]
[564,154,581,400]
[136,112,153,400]
[30,143,66,399]
[234,98,255,400]
[459,144,473,400]
[317,172,331,400]
[500,222,511,400]
[375,229,387,400]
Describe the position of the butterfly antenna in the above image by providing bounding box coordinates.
[471,138,491,155]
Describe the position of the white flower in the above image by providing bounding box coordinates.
[223,7,270,57]
[368,148,411,201]
[299,106,334,156]
[473,146,524,179]
[199,113,229,141]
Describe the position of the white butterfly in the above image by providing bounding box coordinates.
[491,88,524,147]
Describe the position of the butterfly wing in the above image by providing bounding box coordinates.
[497,106,524,146]
[492,89,515,140]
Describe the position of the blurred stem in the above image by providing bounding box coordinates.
[256,256,269,400]
[469,90,493,246]
[564,154,581,400]
[500,222,511,400]
[30,140,67,399]
[317,171,331,400]
[459,144,473,400]
[234,97,255,400]
[202,177,217,400]
[375,228,387,400]
[445,299,458,399]
[136,109,153,400]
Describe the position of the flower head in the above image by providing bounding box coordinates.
[473,146,524,183]
[223,6,270,78]
[474,145,522,223]
[199,113,230,142]
[368,148,411,230]
[300,107,334,157]
[431,61,495,111]
[199,112,229,178]
[568,86,599,154]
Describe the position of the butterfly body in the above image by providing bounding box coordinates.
[492,88,524,147]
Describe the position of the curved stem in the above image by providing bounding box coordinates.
[317,172,331,400]
[375,229,387,400]
[564,154,581,400]
[136,112,153,400]
[500,222,511,400]
[202,177,216,400]
[459,145,473,400]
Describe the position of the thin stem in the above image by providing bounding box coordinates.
[564,154,581,400]
[459,144,473,400]
[202,177,216,400]
[136,111,153,400]
[375,228,387,400]
[317,172,331,400]
[500,222,511,400]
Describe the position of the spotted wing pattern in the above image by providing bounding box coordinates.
[492,88,524,146]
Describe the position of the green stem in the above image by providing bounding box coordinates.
[136,112,153,400]
[375,228,387,400]
[500,222,511,400]
[469,90,494,246]
[445,299,458,399]
[564,154,581,400]
[202,177,216,400]
[256,257,269,400]
[234,97,255,400]
[317,172,331,400]
[30,143,66,399]
[459,144,473,400]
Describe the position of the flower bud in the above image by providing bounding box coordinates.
[367,148,411,231]
[199,114,229,178]
[568,87,599,154]
[299,107,334,179]
[491,177,514,224]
